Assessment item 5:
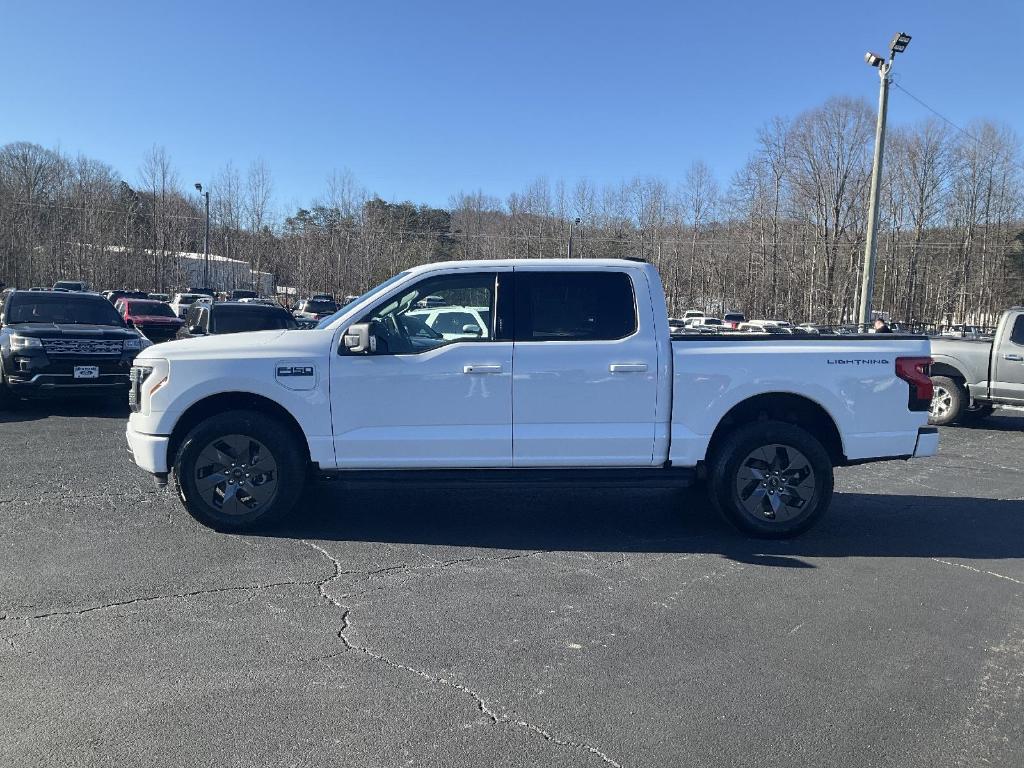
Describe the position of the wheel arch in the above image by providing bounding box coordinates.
[705,392,845,466]
[930,360,968,383]
[167,391,312,470]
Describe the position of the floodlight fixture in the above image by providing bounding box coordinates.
[890,32,911,54]
[865,51,885,68]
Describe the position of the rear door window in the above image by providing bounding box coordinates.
[513,272,637,341]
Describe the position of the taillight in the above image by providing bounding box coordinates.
[895,357,933,412]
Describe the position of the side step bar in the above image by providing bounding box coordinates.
[317,467,697,489]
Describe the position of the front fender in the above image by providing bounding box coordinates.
[130,357,334,469]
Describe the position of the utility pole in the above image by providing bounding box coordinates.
[858,33,911,329]
[567,217,581,258]
[195,182,210,288]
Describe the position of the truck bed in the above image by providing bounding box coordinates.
[667,333,934,466]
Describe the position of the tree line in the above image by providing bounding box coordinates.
[1,95,1021,325]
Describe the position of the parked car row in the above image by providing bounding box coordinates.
[670,315,888,336]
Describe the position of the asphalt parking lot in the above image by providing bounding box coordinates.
[1,402,1022,767]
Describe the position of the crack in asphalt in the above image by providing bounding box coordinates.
[932,558,1024,587]
[1,579,316,621]
[302,540,503,723]
[337,550,551,600]
[512,719,623,767]
[301,539,623,767]
[0,550,549,624]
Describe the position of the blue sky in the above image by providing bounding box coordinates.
[1,0,1021,211]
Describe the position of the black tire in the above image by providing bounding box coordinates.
[928,375,964,426]
[708,420,834,539]
[172,409,307,531]
[0,367,14,411]
[958,401,994,423]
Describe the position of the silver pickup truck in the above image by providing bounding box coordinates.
[929,307,1024,425]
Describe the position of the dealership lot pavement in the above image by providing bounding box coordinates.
[1,402,1022,767]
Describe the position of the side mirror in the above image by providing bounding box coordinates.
[462,324,482,336]
[125,318,135,328]
[342,322,377,354]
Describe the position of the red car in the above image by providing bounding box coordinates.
[116,298,185,342]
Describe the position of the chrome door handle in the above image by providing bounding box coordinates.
[609,363,648,373]
[463,364,503,374]
[1004,353,1024,362]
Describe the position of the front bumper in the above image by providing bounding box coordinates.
[126,422,170,474]
[913,426,939,458]
[3,348,134,397]
[7,373,130,397]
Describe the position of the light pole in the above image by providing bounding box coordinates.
[567,217,581,258]
[858,32,911,329]
[194,182,210,288]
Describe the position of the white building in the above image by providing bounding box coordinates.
[106,246,274,294]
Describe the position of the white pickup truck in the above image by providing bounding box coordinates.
[126,259,938,538]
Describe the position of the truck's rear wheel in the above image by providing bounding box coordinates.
[172,410,306,531]
[708,420,834,539]
[928,376,963,426]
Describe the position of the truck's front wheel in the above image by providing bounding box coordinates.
[173,410,307,531]
[0,364,14,410]
[708,421,834,539]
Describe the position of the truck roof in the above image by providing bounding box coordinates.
[404,258,648,274]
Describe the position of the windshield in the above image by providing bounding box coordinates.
[177,295,202,305]
[316,271,411,329]
[304,299,338,314]
[8,294,125,326]
[129,300,176,318]
[53,281,83,290]
[212,306,296,334]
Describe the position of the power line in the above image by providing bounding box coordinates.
[9,198,205,223]
[892,80,1024,178]
[890,80,984,144]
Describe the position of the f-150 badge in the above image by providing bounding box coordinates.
[275,361,318,391]
[276,366,314,377]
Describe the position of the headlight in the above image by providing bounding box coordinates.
[130,358,169,415]
[10,335,42,350]
[124,336,152,351]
